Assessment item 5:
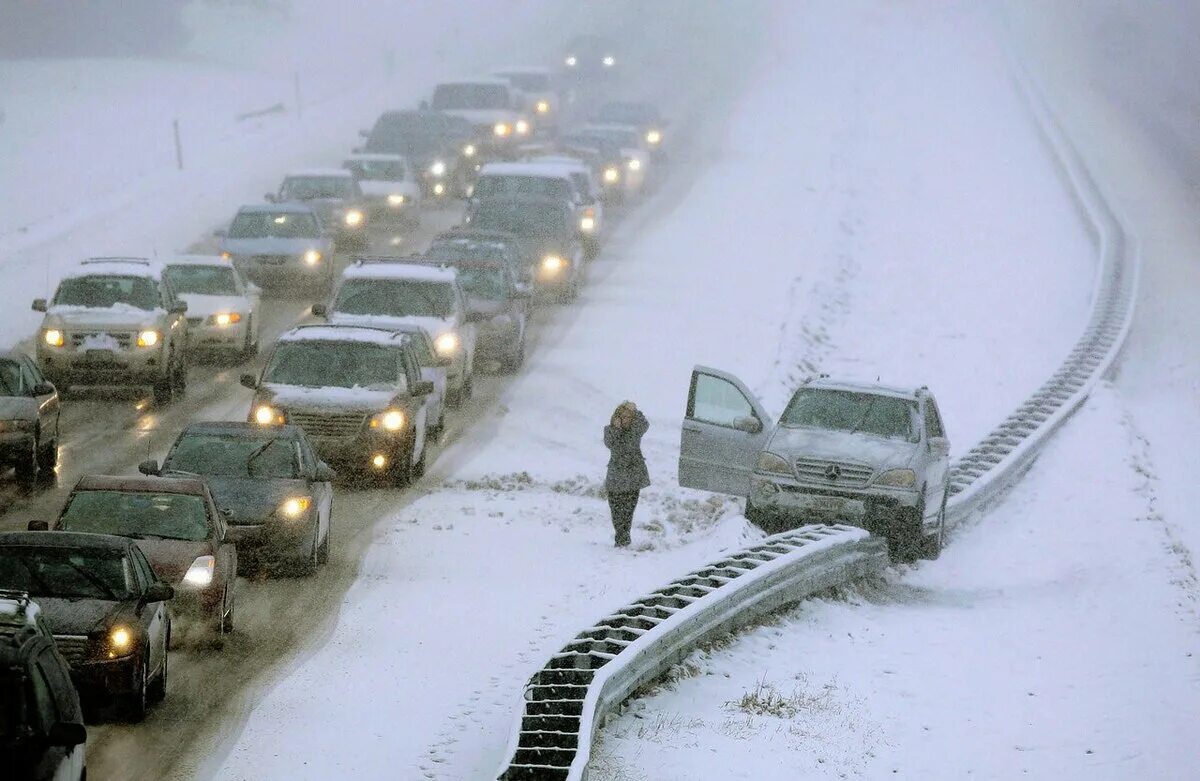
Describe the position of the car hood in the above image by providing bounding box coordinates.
[178,293,248,319]
[359,180,421,199]
[328,312,456,339]
[263,383,398,413]
[44,304,161,330]
[192,475,310,526]
[135,538,213,584]
[36,596,126,636]
[221,237,327,255]
[0,396,37,420]
[767,426,917,471]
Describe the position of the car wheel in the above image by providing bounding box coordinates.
[147,640,167,703]
[412,439,427,479]
[36,435,57,476]
[14,435,38,484]
[390,441,414,487]
[920,496,947,560]
[744,499,775,534]
[152,372,174,406]
[172,356,187,397]
[317,518,330,565]
[239,319,257,361]
[890,501,926,564]
[499,337,525,374]
[124,655,149,722]
[222,590,236,633]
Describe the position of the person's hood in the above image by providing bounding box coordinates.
[188,474,310,526]
[43,304,162,330]
[36,596,130,636]
[328,312,457,340]
[177,293,249,319]
[220,236,328,255]
[261,382,398,413]
[134,538,214,584]
[359,180,421,199]
[0,395,37,420]
[766,426,917,472]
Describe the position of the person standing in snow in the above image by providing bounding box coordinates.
[604,401,650,547]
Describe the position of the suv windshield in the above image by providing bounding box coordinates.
[471,203,567,239]
[474,175,571,201]
[54,275,158,310]
[265,341,400,389]
[334,278,455,319]
[344,159,406,181]
[0,360,20,396]
[780,389,918,442]
[281,177,354,201]
[229,211,319,239]
[165,265,239,296]
[165,434,298,479]
[58,491,210,542]
[0,547,133,601]
[454,267,507,300]
[432,83,510,110]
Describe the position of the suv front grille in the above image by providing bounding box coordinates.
[794,458,874,488]
[69,331,134,349]
[251,254,291,265]
[287,411,367,438]
[53,635,89,667]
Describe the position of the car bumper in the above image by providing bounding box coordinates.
[38,347,167,385]
[186,321,248,351]
[307,430,409,471]
[226,517,316,563]
[232,257,331,287]
[750,474,920,531]
[71,654,142,698]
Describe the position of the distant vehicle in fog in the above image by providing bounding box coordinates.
[492,66,561,129]
[467,196,585,301]
[0,350,60,486]
[358,110,479,198]
[164,255,261,361]
[32,258,190,405]
[341,153,422,229]
[267,169,369,251]
[216,203,335,293]
[429,79,531,154]
[562,34,620,78]
[592,101,667,158]
[0,531,174,721]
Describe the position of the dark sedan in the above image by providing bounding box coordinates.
[141,422,335,575]
[0,350,60,486]
[0,532,173,721]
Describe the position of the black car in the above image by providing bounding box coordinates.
[465,196,585,301]
[427,228,532,286]
[140,422,335,574]
[359,110,480,197]
[412,255,532,372]
[0,532,173,721]
[0,590,87,781]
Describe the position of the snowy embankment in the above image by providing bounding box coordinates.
[215,0,1103,778]
[591,2,1200,779]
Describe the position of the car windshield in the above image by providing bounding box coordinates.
[58,490,211,542]
[471,203,567,239]
[427,239,509,262]
[334,278,455,319]
[0,547,133,601]
[779,388,918,442]
[432,83,510,110]
[281,177,354,201]
[474,175,571,201]
[229,211,319,239]
[454,267,507,300]
[499,72,550,92]
[0,360,20,396]
[54,275,158,310]
[344,159,406,181]
[596,103,657,125]
[165,433,298,479]
[165,265,239,296]
[264,341,401,389]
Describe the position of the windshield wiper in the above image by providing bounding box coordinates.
[245,440,276,477]
[844,397,880,437]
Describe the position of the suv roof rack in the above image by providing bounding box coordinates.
[286,322,409,339]
[82,256,151,265]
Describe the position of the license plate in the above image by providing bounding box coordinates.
[811,497,844,514]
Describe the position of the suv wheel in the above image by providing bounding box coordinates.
[499,336,525,374]
[147,642,167,703]
[412,439,427,479]
[14,436,38,484]
[890,500,927,564]
[390,441,414,487]
[36,435,57,477]
[920,496,947,560]
[152,371,174,405]
[317,517,330,565]
[172,357,187,397]
[123,655,149,722]
[239,318,257,361]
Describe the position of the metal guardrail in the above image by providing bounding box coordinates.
[494,70,1137,781]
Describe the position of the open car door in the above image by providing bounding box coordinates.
[678,365,773,497]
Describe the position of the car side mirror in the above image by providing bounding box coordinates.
[213,228,227,238]
[315,462,336,482]
[311,303,328,318]
[138,459,160,476]
[31,298,47,312]
[31,381,55,396]
[169,301,188,315]
[142,582,174,603]
[732,415,763,434]
[47,721,87,747]
[26,520,49,532]
[240,373,259,390]
[413,379,435,397]
[929,437,950,456]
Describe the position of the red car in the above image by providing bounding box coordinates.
[47,475,237,639]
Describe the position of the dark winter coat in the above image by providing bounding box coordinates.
[604,410,650,493]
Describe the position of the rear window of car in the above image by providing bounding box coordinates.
[229,211,319,239]
[58,491,211,542]
[281,177,354,201]
[345,159,407,181]
[474,175,571,201]
[779,388,918,442]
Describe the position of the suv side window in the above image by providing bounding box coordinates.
[923,399,945,439]
[689,373,756,428]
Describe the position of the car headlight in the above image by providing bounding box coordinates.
[755,451,791,475]
[603,167,620,184]
[875,469,917,488]
[565,55,577,67]
[136,330,160,348]
[540,255,566,276]
[433,182,446,196]
[254,404,285,426]
[493,122,512,137]
[602,55,615,67]
[304,249,322,266]
[279,496,312,519]
[220,251,232,260]
[646,129,662,145]
[535,100,550,114]
[580,215,596,233]
[462,144,476,157]
[434,332,460,356]
[183,555,215,587]
[370,408,406,432]
[627,158,642,172]
[108,626,134,657]
[387,193,406,207]
[344,209,364,227]
[43,329,64,347]
[210,312,242,327]
[429,160,447,177]
[515,119,530,136]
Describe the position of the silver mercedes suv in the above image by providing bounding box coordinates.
[677,367,951,560]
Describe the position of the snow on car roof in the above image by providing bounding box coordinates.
[343,260,458,283]
[64,258,162,279]
[238,202,316,214]
[165,254,231,267]
[478,162,575,179]
[806,377,923,400]
[277,324,409,346]
[284,168,354,179]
